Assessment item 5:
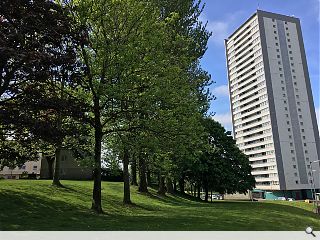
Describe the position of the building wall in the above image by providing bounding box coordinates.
[223,192,251,200]
[226,10,320,191]
[0,160,41,179]
[259,11,320,190]
[40,149,92,180]
[0,150,92,180]
[226,13,280,190]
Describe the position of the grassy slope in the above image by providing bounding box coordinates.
[0,180,319,231]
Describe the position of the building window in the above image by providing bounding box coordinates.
[292,69,295,72]
[300,122,303,125]
[297,102,300,105]
[288,45,291,48]
[287,33,290,36]
[272,19,275,22]
[290,56,293,60]
[301,128,305,132]
[294,82,297,86]
[278,61,281,64]
[19,165,26,170]
[275,37,278,40]
[276,43,279,46]
[298,108,301,112]
[285,107,288,111]
[302,136,306,140]
[281,80,284,84]
[293,165,296,168]
[33,166,38,170]
[286,27,289,30]
[304,143,307,146]
[273,24,276,28]
[305,150,308,154]
[280,74,283,77]
[276,49,280,52]
[286,114,289,118]
[274,31,277,34]
[289,135,292,139]
[291,63,294,66]
[290,142,293,147]
[277,54,280,58]
[288,128,291,132]
[291,150,294,153]
[295,180,299,184]
[293,75,296,79]
[289,50,292,54]
[282,87,285,91]
[279,67,282,71]
[284,100,287,104]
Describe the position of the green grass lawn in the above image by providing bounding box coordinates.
[0,180,319,230]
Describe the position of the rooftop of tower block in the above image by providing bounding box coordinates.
[226,10,300,41]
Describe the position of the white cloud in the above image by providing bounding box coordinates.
[212,112,232,130]
[200,11,246,45]
[212,84,229,97]
[207,21,229,45]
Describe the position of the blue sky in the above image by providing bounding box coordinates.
[200,0,320,131]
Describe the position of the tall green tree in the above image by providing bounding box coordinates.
[69,0,181,212]
[194,118,256,201]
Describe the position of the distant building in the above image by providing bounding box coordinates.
[0,161,41,179]
[40,149,92,180]
[225,10,320,200]
[0,149,92,180]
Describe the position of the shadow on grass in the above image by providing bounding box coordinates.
[0,185,319,231]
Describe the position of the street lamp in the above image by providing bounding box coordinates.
[310,160,320,214]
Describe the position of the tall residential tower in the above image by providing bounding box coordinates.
[225,10,320,199]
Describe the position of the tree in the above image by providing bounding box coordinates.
[194,118,256,201]
[69,0,184,212]
[0,0,83,175]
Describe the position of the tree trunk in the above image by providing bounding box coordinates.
[138,154,148,193]
[211,190,213,202]
[190,184,193,196]
[204,181,209,202]
[166,177,174,194]
[46,156,54,179]
[173,181,177,192]
[52,147,63,187]
[178,177,185,194]
[130,156,138,186]
[158,174,166,195]
[52,70,65,187]
[146,168,151,187]
[91,106,103,214]
[123,147,131,204]
[197,184,201,199]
